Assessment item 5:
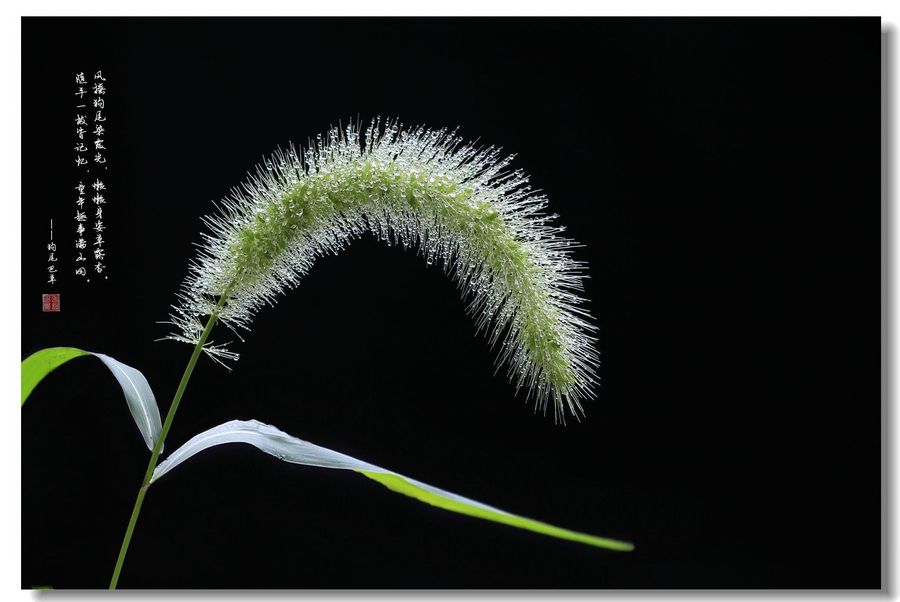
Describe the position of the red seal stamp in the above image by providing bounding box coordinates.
[42,294,60,312]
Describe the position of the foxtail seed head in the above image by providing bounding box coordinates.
[167,120,599,422]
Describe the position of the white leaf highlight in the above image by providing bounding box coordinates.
[151,419,380,481]
[92,353,163,452]
[150,419,633,552]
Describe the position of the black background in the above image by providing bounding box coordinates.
[21,18,881,589]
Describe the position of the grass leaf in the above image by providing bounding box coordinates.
[151,419,633,552]
[21,347,163,451]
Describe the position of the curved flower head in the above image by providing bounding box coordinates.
[168,119,599,422]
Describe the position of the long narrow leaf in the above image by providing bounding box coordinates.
[21,347,163,451]
[151,419,633,552]
[21,347,88,404]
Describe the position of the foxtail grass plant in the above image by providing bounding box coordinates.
[21,119,630,590]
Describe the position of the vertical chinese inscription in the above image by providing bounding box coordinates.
[46,219,57,285]
[73,70,108,283]
[74,180,87,276]
[43,219,59,312]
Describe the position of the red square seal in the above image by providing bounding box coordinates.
[42,293,60,312]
